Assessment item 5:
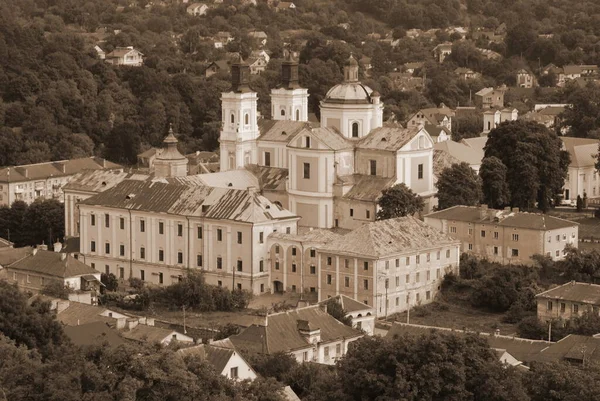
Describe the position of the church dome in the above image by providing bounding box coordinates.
[324,82,374,104]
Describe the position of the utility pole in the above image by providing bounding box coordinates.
[548,320,552,342]
[183,305,187,334]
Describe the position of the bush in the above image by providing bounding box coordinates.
[411,305,432,318]
[40,281,72,300]
[101,273,118,292]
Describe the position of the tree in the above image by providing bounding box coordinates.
[577,195,584,212]
[480,156,511,208]
[562,83,600,138]
[325,298,352,326]
[100,273,119,292]
[484,120,569,211]
[376,183,424,220]
[436,162,482,210]
[40,281,72,299]
[525,362,600,400]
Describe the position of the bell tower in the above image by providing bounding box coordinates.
[219,56,259,171]
[270,51,309,122]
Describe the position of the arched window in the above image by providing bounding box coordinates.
[280,108,286,117]
[244,113,249,125]
[230,113,235,124]
[296,109,300,121]
[352,122,359,138]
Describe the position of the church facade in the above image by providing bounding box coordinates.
[219,55,436,229]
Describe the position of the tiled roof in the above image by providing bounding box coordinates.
[531,334,600,364]
[8,249,98,278]
[424,124,451,139]
[434,140,483,166]
[308,128,353,151]
[339,174,395,202]
[357,126,421,151]
[320,217,459,258]
[561,137,598,168]
[386,323,550,363]
[258,120,309,143]
[80,178,297,223]
[121,325,178,344]
[320,294,373,314]
[63,168,151,193]
[178,342,238,375]
[195,170,259,190]
[536,282,600,304]
[460,136,488,153]
[63,321,124,347]
[248,166,288,191]
[57,303,119,326]
[425,205,578,231]
[0,246,31,267]
[106,47,142,58]
[0,157,120,183]
[230,305,362,354]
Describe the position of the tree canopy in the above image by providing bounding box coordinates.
[435,162,482,210]
[376,183,424,220]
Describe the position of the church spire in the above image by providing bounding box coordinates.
[280,50,300,90]
[230,55,251,93]
[343,54,359,83]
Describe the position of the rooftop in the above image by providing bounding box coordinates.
[258,120,310,143]
[561,137,599,168]
[321,294,373,314]
[0,157,120,183]
[121,325,183,344]
[426,205,579,231]
[357,125,422,152]
[57,302,120,326]
[63,168,151,194]
[536,281,600,304]
[320,216,459,258]
[532,334,600,364]
[230,304,362,354]
[434,140,483,166]
[338,174,395,202]
[269,227,342,244]
[63,321,124,347]
[8,249,98,279]
[324,82,374,105]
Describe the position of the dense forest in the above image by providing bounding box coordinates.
[2,0,600,163]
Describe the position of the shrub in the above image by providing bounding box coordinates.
[40,281,72,299]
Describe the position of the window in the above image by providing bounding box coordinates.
[259,232,264,244]
[217,229,223,241]
[556,250,560,257]
[281,109,286,117]
[91,214,96,226]
[264,152,271,167]
[369,160,376,176]
[159,272,163,284]
[310,249,316,258]
[494,231,499,239]
[159,249,164,262]
[366,210,370,219]
[573,304,579,313]
[427,270,431,281]
[426,253,431,262]
[416,272,420,282]
[396,259,400,267]
[326,274,332,285]
[140,247,146,259]
[450,226,457,233]
[336,344,341,355]
[259,260,264,272]
[140,270,145,281]
[292,263,297,273]
[292,247,297,256]
[562,234,567,241]
[244,113,249,125]
[426,291,431,300]
[418,164,423,179]
[446,249,451,258]
[468,243,473,251]
[159,222,164,234]
[303,162,310,179]
[512,234,519,241]
[547,301,553,311]
[218,280,222,287]
[217,257,223,269]
[197,226,203,239]
[140,220,145,232]
[275,261,280,270]
[416,255,420,264]
[303,352,309,362]
[436,251,440,260]
[493,246,498,255]
[406,274,410,283]
[350,208,354,217]
[177,223,183,237]
[230,367,238,379]
[91,241,96,252]
[178,252,183,264]
[105,214,110,228]
[345,277,350,287]
[363,279,369,290]
[120,245,125,257]
[286,227,291,234]
[292,285,297,292]
[511,248,519,257]
[120,217,125,230]
[310,265,316,274]
[468,228,473,235]
[405,257,410,265]
[364,261,369,271]
[437,268,441,279]
[481,230,486,238]
[327,257,332,265]
[344,259,349,268]
[119,267,124,279]
[556,234,560,241]
[352,122,359,137]
[237,260,243,272]
[324,346,329,358]
[230,113,234,124]
[237,232,242,244]
[305,137,311,148]
[560,303,566,313]
[296,109,300,121]
[384,279,389,289]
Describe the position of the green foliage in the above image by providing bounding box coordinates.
[484,120,570,211]
[376,183,424,220]
[525,362,600,401]
[40,281,72,300]
[451,113,484,141]
[435,162,483,210]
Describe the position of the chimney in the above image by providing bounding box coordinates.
[32,248,38,256]
[479,204,488,219]
[53,241,63,253]
[60,253,67,261]
[138,317,147,325]
[146,318,155,327]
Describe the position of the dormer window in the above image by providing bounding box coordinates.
[305,136,311,148]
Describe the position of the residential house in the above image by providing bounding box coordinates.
[56,300,130,326]
[403,62,423,74]
[275,1,296,11]
[433,42,453,63]
[137,148,160,169]
[386,323,551,368]
[561,137,600,201]
[520,104,568,132]
[318,294,376,335]
[516,69,536,88]
[558,65,599,87]
[433,140,483,173]
[186,151,220,174]
[178,338,258,381]
[186,2,208,15]
[387,72,424,91]
[359,56,372,72]
[536,281,600,323]
[482,108,518,134]
[0,156,120,206]
[316,217,460,317]
[425,205,579,265]
[229,304,363,364]
[406,105,454,131]
[455,67,480,80]
[3,247,102,303]
[477,48,502,60]
[247,56,268,75]
[474,86,506,109]
[214,31,233,48]
[248,31,268,47]
[250,49,271,64]
[424,125,451,143]
[121,323,194,345]
[531,334,600,365]
[105,47,144,66]
[94,45,105,60]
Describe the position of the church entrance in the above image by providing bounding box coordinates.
[273,280,284,293]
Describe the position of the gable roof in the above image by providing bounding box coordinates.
[106,47,143,58]
[0,246,33,266]
[258,120,310,143]
[63,168,151,193]
[269,227,342,244]
[532,334,600,364]
[230,304,362,354]
[338,174,395,202]
[426,205,578,231]
[320,217,459,258]
[433,149,461,178]
[460,136,488,153]
[561,137,599,168]
[386,323,550,363]
[8,249,98,279]
[321,294,373,314]
[357,126,423,151]
[178,342,239,375]
[121,325,186,344]
[57,302,120,326]
[63,321,124,347]
[0,157,120,183]
[433,140,483,166]
[536,281,600,304]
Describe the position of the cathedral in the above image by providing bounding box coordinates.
[218,54,436,230]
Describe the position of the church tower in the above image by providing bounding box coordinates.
[270,52,309,121]
[154,126,188,178]
[219,56,260,172]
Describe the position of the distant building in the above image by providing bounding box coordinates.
[557,65,599,87]
[454,67,480,80]
[536,281,600,323]
[205,59,230,77]
[186,2,208,15]
[482,108,518,134]
[474,87,506,109]
[248,31,268,46]
[275,1,296,11]
[561,137,600,201]
[121,323,194,346]
[516,69,536,88]
[229,304,363,364]
[406,105,454,131]
[433,140,483,173]
[531,334,600,365]
[0,156,120,206]
[318,294,376,335]
[94,45,105,60]
[433,42,453,63]
[105,46,144,67]
[425,205,579,265]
